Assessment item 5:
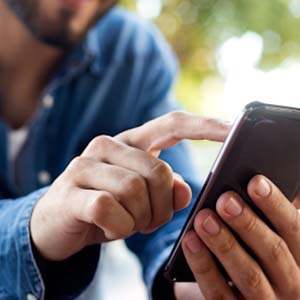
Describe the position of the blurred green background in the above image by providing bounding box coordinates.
[121,0,300,114]
[120,0,300,176]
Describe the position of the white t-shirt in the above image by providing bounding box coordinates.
[8,126,28,163]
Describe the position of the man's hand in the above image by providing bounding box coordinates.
[30,112,230,261]
[177,175,300,300]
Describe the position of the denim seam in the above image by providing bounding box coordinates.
[19,189,48,300]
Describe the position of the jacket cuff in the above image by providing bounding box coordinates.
[0,187,100,300]
[20,188,48,300]
[0,188,48,300]
[35,244,100,300]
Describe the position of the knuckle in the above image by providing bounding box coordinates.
[56,171,71,186]
[69,156,88,171]
[217,234,236,255]
[151,160,173,183]
[65,156,89,182]
[92,193,113,221]
[92,193,135,240]
[271,237,288,261]
[244,267,263,289]
[290,208,300,233]
[167,111,186,125]
[121,174,146,197]
[243,216,258,234]
[119,175,151,229]
[89,135,113,151]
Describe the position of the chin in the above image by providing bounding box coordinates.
[5,0,109,49]
[32,18,88,49]
[34,9,103,49]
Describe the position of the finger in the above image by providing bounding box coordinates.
[293,192,300,209]
[182,231,236,300]
[194,210,276,300]
[116,112,231,153]
[216,191,300,297]
[72,188,135,240]
[293,193,300,209]
[82,136,190,228]
[247,175,300,265]
[173,173,192,211]
[65,156,151,231]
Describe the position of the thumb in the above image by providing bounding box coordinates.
[173,173,192,211]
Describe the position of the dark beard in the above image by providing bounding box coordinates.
[4,0,78,49]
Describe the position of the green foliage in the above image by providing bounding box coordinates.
[120,0,300,114]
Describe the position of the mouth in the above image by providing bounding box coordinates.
[60,0,87,10]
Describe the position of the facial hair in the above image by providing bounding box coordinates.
[4,0,83,49]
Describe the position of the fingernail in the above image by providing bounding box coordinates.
[255,178,271,198]
[202,215,220,235]
[225,197,243,217]
[186,234,203,254]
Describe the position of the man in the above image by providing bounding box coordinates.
[1,1,300,300]
[0,0,226,298]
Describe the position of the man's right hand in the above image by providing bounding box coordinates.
[30,112,230,261]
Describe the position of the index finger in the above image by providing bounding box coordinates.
[116,111,231,153]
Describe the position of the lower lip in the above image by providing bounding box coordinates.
[60,0,85,10]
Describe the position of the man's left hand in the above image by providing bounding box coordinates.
[176,175,300,300]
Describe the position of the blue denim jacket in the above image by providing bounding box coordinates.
[0,8,201,300]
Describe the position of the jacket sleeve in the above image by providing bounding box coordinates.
[0,188,47,300]
[0,187,100,300]
[124,23,203,298]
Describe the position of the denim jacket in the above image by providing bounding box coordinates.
[0,8,201,300]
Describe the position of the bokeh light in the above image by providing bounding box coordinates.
[136,0,162,19]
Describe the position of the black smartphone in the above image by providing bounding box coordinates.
[164,101,300,282]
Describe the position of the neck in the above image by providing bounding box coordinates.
[0,1,67,128]
[0,1,64,92]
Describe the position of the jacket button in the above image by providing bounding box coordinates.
[27,294,38,300]
[43,95,54,109]
[38,171,51,185]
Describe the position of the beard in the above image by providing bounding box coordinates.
[4,0,95,49]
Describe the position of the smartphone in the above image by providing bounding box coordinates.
[164,101,300,282]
